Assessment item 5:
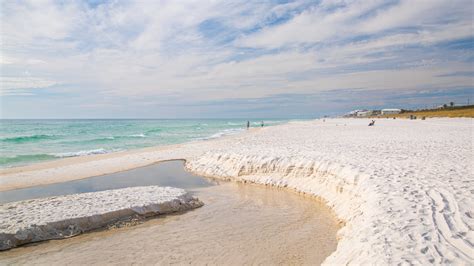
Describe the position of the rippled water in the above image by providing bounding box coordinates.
[0,119,289,168]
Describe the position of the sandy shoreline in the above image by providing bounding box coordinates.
[1,118,473,264]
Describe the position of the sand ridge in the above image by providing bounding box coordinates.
[186,118,474,264]
[0,186,203,250]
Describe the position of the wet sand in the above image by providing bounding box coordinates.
[0,182,340,265]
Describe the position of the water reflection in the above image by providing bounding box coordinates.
[0,160,214,203]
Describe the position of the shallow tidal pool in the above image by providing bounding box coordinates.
[0,160,340,265]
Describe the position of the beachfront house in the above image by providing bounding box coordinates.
[344,110,362,117]
[357,110,373,117]
[381,108,401,115]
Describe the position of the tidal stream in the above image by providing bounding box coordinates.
[0,160,339,265]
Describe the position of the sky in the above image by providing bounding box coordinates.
[1,0,473,118]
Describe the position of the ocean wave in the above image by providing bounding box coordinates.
[226,122,243,126]
[87,136,116,142]
[85,134,146,143]
[250,120,284,126]
[197,128,244,141]
[1,134,59,143]
[53,148,115,158]
[264,120,283,124]
[97,134,146,140]
[146,128,162,134]
[128,133,146,138]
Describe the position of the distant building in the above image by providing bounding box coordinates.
[344,109,375,117]
[372,110,382,116]
[357,110,373,117]
[349,110,362,116]
[344,110,362,117]
[381,108,401,115]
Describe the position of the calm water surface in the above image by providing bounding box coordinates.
[0,160,214,203]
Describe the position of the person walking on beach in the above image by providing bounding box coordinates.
[247,121,250,130]
[261,121,264,127]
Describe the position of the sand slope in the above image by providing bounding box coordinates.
[186,119,474,264]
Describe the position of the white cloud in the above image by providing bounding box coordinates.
[285,64,474,92]
[1,0,472,117]
[358,0,470,33]
[0,76,57,95]
[1,0,82,46]
[237,0,472,49]
[236,0,385,48]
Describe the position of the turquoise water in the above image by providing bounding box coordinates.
[0,119,288,168]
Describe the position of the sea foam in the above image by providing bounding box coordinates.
[53,148,115,158]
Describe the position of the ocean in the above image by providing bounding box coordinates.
[0,119,289,168]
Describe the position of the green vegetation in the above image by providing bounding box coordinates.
[379,105,474,118]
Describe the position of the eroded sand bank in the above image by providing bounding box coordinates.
[0,186,202,250]
[1,118,473,264]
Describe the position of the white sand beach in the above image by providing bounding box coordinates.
[1,118,473,264]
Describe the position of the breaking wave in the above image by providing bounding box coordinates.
[1,134,59,143]
[52,148,117,158]
[197,128,245,141]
